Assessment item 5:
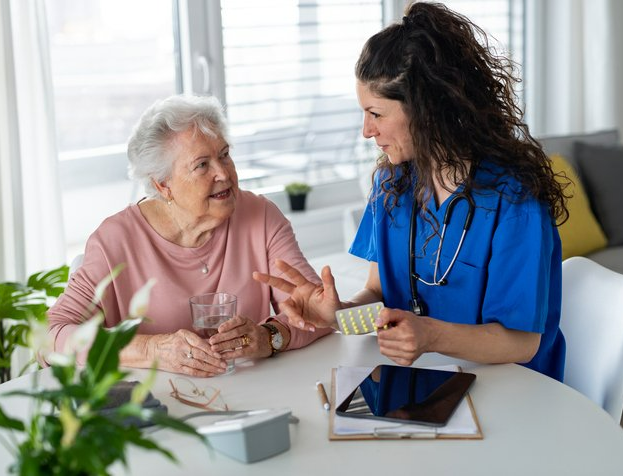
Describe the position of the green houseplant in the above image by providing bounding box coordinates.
[284,182,312,212]
[0,265,69,383]
[0,269,204,475]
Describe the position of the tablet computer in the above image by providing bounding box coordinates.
[335,365,476,427]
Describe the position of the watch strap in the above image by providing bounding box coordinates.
[261,323,281,356]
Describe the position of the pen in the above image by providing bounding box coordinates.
[316,381,330,411]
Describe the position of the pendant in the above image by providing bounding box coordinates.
[201,264,209,274]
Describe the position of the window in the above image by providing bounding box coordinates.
[184,0,383,192]
[45,0,178,258]
[46,0,177,185]
[44,0,524,261]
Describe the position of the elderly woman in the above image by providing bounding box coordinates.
[47,94,330,377]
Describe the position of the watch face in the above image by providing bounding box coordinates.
[271,331,284,350]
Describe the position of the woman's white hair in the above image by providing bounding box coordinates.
[127,94,229,198]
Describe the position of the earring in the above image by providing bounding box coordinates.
[167,200,172,205]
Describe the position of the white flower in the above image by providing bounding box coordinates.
[27,318,54,355]
[63,313,104,356]
[28,317,70,366]
[129,278,156,318]
[92,265,124,304]
[46,352,74,367]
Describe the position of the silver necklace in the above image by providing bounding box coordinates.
[186,239,210,275]
[167,199,210,274]
[187,242,210,274]
[199,259,209,274]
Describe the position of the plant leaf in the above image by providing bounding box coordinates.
[51,358,76,385]
[6,323,30,347]
[124,432,176,462]
[86,370,129,407]
[26,265,70,298]
[130,365,157,405]
[86,318,142,382]
[58,400,81,447]
[0,288,45,322]
[146,409,206,440]
[0,406,25,432]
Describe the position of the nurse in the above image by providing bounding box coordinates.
[254,2,569,380]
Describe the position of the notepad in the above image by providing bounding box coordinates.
[329,365,482,440]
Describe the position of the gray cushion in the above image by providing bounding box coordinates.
[539,129,620,172]
[574,142,623,246]
[587,246,623,274]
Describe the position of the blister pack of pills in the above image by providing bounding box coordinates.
[335,302,385,335]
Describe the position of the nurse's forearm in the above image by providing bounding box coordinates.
[341,287,383,309]
[341,261,383,308]
[428,320,541,364]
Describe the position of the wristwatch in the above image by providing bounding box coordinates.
[261,323,284,356]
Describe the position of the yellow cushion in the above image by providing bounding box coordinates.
[550,154,607,259]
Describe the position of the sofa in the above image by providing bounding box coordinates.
[540,129,623,274]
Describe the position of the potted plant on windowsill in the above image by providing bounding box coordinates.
[284,182,312,212]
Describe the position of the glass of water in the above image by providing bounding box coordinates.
[189,292,237,375]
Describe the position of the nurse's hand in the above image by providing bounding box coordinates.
[253,259,341,332]
[375,308,434,366]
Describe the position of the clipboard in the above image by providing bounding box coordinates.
[328,367,483,440]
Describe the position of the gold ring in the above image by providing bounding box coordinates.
[241,334,251,347]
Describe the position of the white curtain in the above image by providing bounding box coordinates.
[0,0,26,282]
[1,0,65,375]
[525,0,623,136]
[8,0,66,276]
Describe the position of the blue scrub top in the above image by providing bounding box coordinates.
[350,165,566,381]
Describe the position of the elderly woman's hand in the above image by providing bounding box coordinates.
[148,329,228,377]
[208,315,273,359]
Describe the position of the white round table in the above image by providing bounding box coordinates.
[1,333,622,475]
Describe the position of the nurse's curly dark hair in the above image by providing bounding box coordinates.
[355,1,569,224]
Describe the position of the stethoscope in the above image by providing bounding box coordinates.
[408,192,475,315]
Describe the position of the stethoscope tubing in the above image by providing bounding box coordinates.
[409,192,475,314]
